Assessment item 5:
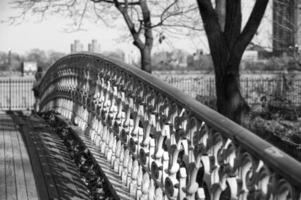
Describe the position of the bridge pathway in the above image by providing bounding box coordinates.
[0,112,92,200]
[0,113,39,200]
[10,112,91,200]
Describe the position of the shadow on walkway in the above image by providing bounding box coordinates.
[8,111,90,200]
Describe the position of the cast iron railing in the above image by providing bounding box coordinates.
[35,52,301,200]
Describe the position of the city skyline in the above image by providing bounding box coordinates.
[0,0,206,56]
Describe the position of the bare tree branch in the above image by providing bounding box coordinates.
[113,0,144,49]
[92,3,112,27]
[90,0,139,5]
[234,0,269,56]
[151,2,199,29]
[158,23,203,31]
[77,0,89,29]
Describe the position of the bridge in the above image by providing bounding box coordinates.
[1,52,301,199]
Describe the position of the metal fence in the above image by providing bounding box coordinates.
[0,77,35,111]
[1,73,301,111]
[156,72,301,106]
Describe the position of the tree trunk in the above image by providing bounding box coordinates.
[140,47,152,73]
[140,0,153,73]
[114,0,153,73]
[215,0,226,31]
[215,65,250,124]
[196,0,268,125]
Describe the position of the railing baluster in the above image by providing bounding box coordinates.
[0,77,35,111]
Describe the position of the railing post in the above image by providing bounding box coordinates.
[9,77,11,111]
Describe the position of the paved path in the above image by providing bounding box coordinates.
[0,113,39,200]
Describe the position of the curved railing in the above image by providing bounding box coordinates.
[35,52,301,200]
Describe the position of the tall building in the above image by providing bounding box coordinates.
[273,0,300,54]
[88,39,101,53]
[296,1,301,49]
[71,40,84,53]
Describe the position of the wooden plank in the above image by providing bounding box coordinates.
[26,114,90,200]
[13,112,53,200]
[11,130,28,200]
[40,133,78,197]
[0,127,6,200]
[36,127,88,200]
[17,131,39,200]
[8,112,92,200]
[5,129,17,200]
[2,113,40,200]
[28,130,58,200]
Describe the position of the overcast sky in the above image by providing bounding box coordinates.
[0,0,131,54]
[0,0,207,56]
[0,0,272,56]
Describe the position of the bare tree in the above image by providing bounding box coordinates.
[8,0,199,73]
[196,0,269,124]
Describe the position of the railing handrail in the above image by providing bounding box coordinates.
[36,52,301,197]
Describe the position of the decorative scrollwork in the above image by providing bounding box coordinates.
[35,53,301,200]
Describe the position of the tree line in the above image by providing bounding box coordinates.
[0,49,66,72]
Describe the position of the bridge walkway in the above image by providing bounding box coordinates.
[0,112,90,200]
[0,113,39,200]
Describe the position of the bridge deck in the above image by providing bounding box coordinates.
[0,113,39,200]
[1,112,91,200]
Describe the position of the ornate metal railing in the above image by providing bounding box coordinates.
[35,52,301,200]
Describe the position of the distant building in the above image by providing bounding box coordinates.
[273,0,301,54]
[297,1,301,50]
[71,40,84,53]
[88,39,101,53]
[22,61,37,76]
[242,50,258,61]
